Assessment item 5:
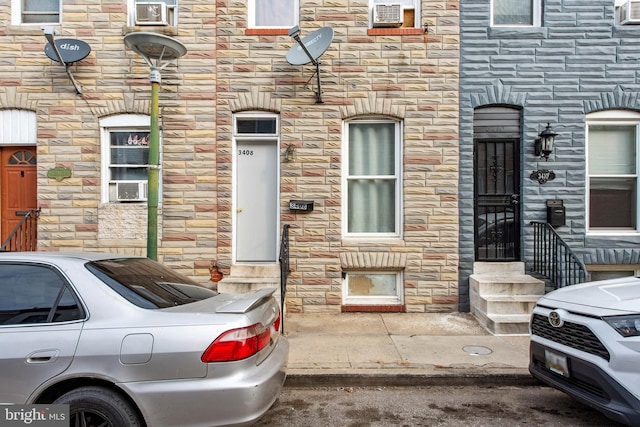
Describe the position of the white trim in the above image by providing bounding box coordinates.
[490,0,541,27]
[232,112,281,264]
[585,111,640,234]
[369,0,420,28]
[0,110,37,145]
[342,117,403,239]
[12,0,61,25]
[342,271,404,305]
[248,0,299,29]
[99,114,152,204]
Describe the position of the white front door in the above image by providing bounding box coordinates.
[235,140,279,262]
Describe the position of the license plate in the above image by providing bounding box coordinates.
[545,350,570,377]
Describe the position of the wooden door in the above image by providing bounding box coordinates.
[1,147,37,244]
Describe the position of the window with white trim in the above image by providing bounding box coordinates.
[587,265,640,282]
[370,0,420,29]
[587,111,640,232]
[343,271,403,305]
[491,0,541,27]
[248,0,298,29]
[128,0,177,26]
[100,115,153,203]
[344,119,402,237]
[12,0,60,25]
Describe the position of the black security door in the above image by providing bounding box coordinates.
[474,138,520,261]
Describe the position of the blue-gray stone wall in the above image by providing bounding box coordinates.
[459,0,640,311]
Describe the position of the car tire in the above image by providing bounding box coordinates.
[54,386,142,427]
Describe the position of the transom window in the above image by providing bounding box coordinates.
[587,111,640,233]
[343,119,402,237]
[13,0,60,25]
[492,0,541,27]
[248,0,298,29]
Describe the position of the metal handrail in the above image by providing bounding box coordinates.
[530,221,587,290]
[279,224,291,332]
[1,208,41,252]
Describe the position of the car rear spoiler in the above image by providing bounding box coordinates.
[216,288,277,314]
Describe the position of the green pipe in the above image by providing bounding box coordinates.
[147,79,160,260]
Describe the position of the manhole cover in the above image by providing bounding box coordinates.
[463,345,492,355]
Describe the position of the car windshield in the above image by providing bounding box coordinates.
[86,258,218,309]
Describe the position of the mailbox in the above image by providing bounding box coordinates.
[289,200,314,212]
[546,200,565,227]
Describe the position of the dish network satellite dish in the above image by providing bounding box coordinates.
[286,26,334,103]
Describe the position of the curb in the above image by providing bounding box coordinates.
[284,372,542,388]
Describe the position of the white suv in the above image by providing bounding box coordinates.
[529,276,640,426]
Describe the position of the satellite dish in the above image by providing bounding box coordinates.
[286,27,334,66]
[44,38,91,64]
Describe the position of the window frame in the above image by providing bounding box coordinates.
[247,0,299,29]
[100,114,154,204]
[342,271,404,306]
[369,0,420,29]
[127,0,178,26]
[12,0,61,25]
[490,0,541,27]
[586,110,640,235]
[342,118,403,239]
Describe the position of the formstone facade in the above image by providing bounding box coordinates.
[0,0,461,313]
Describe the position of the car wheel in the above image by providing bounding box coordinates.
[54,386,142,427]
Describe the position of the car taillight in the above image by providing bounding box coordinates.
[201,323,271,363]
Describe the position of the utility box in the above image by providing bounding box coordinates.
[547,200,565,227]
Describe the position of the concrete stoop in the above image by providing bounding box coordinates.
[216,264,281,298]
[470,262,545,335]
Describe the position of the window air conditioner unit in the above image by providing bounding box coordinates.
[135,2,170,26]
[373,4,403,27]
[619,0,640,25]
[116,181,148,202]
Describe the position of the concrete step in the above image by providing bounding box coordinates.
[472,311,531,336]
[470,274,545,296]
[476,294,541,315]
[216,277,280,295]
[473,261,525,275]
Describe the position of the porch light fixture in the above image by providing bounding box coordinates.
[530,123,558,184]
[124,32,187,261]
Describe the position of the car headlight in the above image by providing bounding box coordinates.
[604,315,640,337]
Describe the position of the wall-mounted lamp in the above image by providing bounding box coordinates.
[534,123,557,159]
[284,144,295,162]
[530,123,558,184]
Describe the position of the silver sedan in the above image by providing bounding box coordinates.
[0,252,288,427]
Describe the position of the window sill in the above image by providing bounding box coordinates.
[367,28,425,36]
[488,26,546,39]
[122,25,178,36]
[245,29,289,36]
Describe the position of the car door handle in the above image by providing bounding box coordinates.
[26,350,60,364]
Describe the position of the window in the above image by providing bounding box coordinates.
[587,111,640,232]
[344,119,402,237]
[370,0,420,28]
[0,263,83,325]
[248,0,298,28]
[343,272,403,305]
[86,258,216,309]
[587,266,640,282]
[129,0,177,26]
[492,0,541,26]
[100,115,152,203]
[12,0,60,25]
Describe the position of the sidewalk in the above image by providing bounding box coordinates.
[282,312,539,387]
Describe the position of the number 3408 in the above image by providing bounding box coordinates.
[238,149,254,156]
